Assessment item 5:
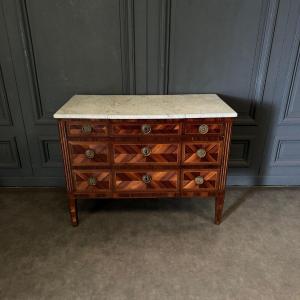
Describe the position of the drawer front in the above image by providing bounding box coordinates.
[184,122,223,135]
[113,143,179,164]
[67,120,107,137]
[112,122,180,136]
[183,142,222,165]
[69,142,109,166]
[182,170,219,191]
[73,170,110,192]
[115,171,178,191]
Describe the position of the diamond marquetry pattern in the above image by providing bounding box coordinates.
[73,170,110,192]
[183,142,221,164]
[112,123,180,135]
[69,142,108,166]
[114,144,179,164]
[115,171,178,191]
[182,170,219,190]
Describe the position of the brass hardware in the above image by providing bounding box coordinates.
[141,124,151,134]
[196,148,206,158]
[85,149,95,159]
[142,174,152,184]
[195,176,204,185]
[87,176,97,186]
[198,124,209,134]
[141,146,151,157]
[82,124,92,133]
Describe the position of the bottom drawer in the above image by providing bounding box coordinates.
[115,170,178,192]
[182,170,219,191]
[73,170,110,192]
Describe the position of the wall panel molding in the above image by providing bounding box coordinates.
[167,0,280,126]
[280,39,300,124]
[271,137,300,166]
[38,137,62,168]
[229,136,254,167]
[15,0,136,125]
[120,0,136,94]
[0,137,20,168]
[0,65,13,125]
[16,0,45,123]
[244,0,280,124]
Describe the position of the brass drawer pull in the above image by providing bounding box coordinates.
[82,124,92,133]
[195,176,204,185]
[87,176,97,186]
[141,124,151,134]
[196,148,206,158]
[142,174,152,184]
[141,146,151,157]
[85,149,95,159]
[198,124,208,134]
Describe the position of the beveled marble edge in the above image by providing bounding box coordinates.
[53,112,237,119]
[53,94,238,119]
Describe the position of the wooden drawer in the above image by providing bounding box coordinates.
[66,120,108,137]
[73,170,111,192]
[69,141,109,166]
[182,170,219,191]
[115,170,178,191]
[184,122,223,135]
[112,121,180,136]
[183,142,222,165]
[113,143,179,164]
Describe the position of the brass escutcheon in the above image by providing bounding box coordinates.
[198,124,209,134]
[141,124,151,134]
[195,176,204,185]
[141,146,151,157]
[82,124,92,133]
[85,149,95,159]
[87,176,97,186]
[142,174,152,184]
[196,148,206,158]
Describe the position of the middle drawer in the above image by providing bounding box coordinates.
[113,143,179,164]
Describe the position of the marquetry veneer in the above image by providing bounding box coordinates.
[58,117,233,226]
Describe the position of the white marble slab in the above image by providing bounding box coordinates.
[53,94,237,119]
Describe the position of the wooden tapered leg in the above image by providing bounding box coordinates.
[68,194,78,226]
[215,191,225,225]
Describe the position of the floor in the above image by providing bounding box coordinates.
[0,188,299,300]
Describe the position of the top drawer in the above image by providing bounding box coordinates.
[184,121,224,135]
[66,120,108,137]
[112,121,180,136]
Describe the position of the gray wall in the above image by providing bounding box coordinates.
[0,0,300,186]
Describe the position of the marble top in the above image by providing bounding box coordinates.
[53,94,237,119]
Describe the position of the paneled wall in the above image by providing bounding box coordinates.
[0,0,300,186]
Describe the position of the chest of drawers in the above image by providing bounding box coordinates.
[55,94,237,226]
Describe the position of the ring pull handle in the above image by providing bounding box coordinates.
[85,149,95,159]
[195,176,204,185]
[198,124,208,135]
[142,174,152,184]
[196,148,206,158]
[141,124,151,135]
[141,146,151,157]
[82,124,92,133]
[87,176,97,186]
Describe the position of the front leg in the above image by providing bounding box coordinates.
[68,194,78,226]
[215,191,225,225]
